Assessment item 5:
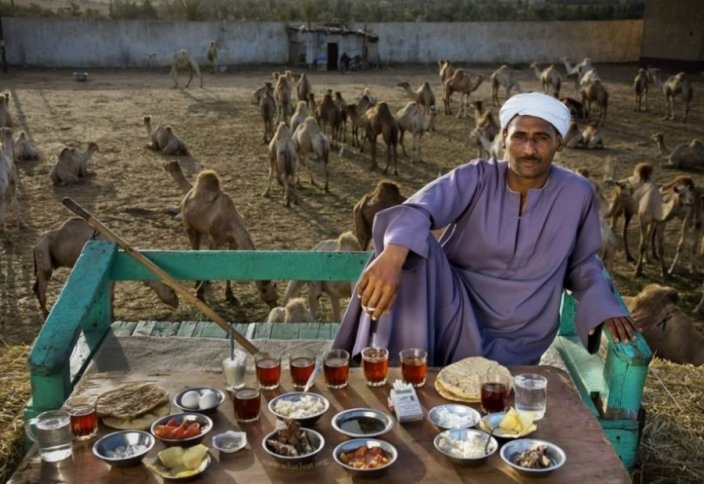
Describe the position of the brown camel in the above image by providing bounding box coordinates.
[530,62,562,97]
[361,102,400,175]
[353,180,407,250]
[579,79,608,125]
[490,65,521,106]
[443,69,484,117]
[251,82,276,143]
[50,142,98,186]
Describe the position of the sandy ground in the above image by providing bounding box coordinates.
[1,63,704,346]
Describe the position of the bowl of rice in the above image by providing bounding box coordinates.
[93,430,155,467]
[434,428,498,465]
[268,392,330,426]
[428,404,481,431]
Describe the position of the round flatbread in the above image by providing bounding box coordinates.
[435,356,512,403]
[97,382,170,429]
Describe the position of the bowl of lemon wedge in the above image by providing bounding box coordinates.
[478,407,537,439]
[147,444,211,480]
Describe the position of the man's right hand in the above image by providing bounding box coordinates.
[358,244,409,320]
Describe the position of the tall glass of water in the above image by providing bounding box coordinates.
[514,373,548,420]
[25,410,73,462]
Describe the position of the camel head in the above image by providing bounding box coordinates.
[17,130,28,141]
[627,284,679,315]
[257,280,278,309]
[194,170,221,200]
[651,132,664,145]
[634,162,654,182]
[87,142,99,153]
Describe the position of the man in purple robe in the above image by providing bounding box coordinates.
[334,92,638,367]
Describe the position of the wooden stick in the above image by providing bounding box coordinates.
[62,197,260,356]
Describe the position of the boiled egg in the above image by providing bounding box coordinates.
[180,390,201,409]
[199,391,219,409]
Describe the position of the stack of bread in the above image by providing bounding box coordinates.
[96,382,170,430]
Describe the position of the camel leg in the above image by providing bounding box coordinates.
[634,223,650,276]
[668,221,687,274]
[186,229,208,300]
[682,102,690,123]
[369,136,378,171]
[307,282,323,321]
[623,212,635,263]
[399,129,408,157]
[262,158,275,198]
[185,67,194,88]
[169,64,179,88]
[656,223,667,278]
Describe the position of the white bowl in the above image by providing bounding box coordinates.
[428,404,481,431]
[173,387,225,415]
[212,431,247,454]
[500,438,566,475]
[268,392,330,426]
[433,428,498,465]
[150,413,213,447]
[93,430,154,467]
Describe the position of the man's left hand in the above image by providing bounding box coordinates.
[602,316,641,343]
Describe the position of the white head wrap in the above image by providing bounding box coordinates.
[499,92,570,138]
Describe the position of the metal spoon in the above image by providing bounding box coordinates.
[484,426,497,455]
[303,358,322,393]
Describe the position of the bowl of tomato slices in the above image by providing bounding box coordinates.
[332,438,397,476]
[150,413,213,447]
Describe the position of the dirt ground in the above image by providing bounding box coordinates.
[1,63,704,345]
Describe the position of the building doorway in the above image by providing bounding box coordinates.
[327,43,338,71]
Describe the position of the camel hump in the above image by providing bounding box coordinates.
[195,170,221,192]
[664,176,694,191]
[337,231,362,251]
[635,162,654,182]
[373,180,403,200]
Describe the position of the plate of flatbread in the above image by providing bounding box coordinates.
[96,382,171,430]
[435,356,512,403]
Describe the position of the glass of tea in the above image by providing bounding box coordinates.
[68,404,98,441]
[255,352,281,390]
[233,387,261,423]
[361,346,389,387]
[323,349,350,389]
[289,350,316,389]
[399,348,427,387]
[480,372,511,414]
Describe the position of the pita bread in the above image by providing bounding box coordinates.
[435,357,512,403]
[97,382,170,423]
[101,402,171,430]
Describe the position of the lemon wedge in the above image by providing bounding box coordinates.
[498,407,537,436]
[183,444,208,470]
[158,446,184,470]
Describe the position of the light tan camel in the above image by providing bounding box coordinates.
[353,180,406,250]
[576,122,604,149]
[397,81,436,116]
[32,217,178,317]
[144,115,189,155]
[290,100,309,135]
[0,92,11,127]
[490,65,521,106]
[438,59,455,86]
[283,231,362,321]
[470,126,504,160]
[265,122,298,207]
[164,161,278,308]
[296,73,312,103]
[561,56,594,90]
[0,127,23,232]
[563,121,581,148]
[334,92,348,142]
[579,79,608,125]
[443,69,484,117]
[627,284,704,365]
[632,68,650,112]
[658,176,703,274]
[169,49,202,88]
[395,101,436,163]
[291,117,330,192]
[316,90,342,146]
[530,62,562,97]
[274,74,292,124]
[652,132,704,169]
[560,96,586,119]
[50,142,98,186]
[251,82,277,143]
[662,72,693,122]
[14,130,39,160]
[206,40,218,73]
[361,102,399,175]
[265,297,314,323]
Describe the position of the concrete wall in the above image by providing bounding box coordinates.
[2,18,642,68]
[640,0,704,65]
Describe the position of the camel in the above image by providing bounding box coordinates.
[0,92,10,127]
[316,90,342,146]
[353,180,406,250]
[576,122,604,149]
[443,69,484,117]
[283,231,362,321]
[626,284,704,365]
[251,82,277,143]
[334,92,348,142]
[164,161,278,308]
[562,121,581,148]
[652,132,704,169]
[658,176,703,274]
[264,122,298,207]
[360,102,399,175]
[397,81,436,116]
[661,72,693,122]
[470,126,504,160]
[14,130,39,160]
[395,101,436,163]
[289,101,309,134]
[291,116,330,192]
[169,49,202,88]
[490,65,521,106]
[579,79,608,125]
[49,142,98,186]
[560,96,586,119]
[345,94,375,148]
[561,56,595,90]
[144,115,189,155]
[438,59,455,86]
[206,40,218,73]
[0,127,23,232]
[266,297,314,323]
[632,68,650,112]
[32,217,179,317]
[575,167,617,272]
[296,73,312,103]
[530,62,562,97]
[274,74,292,124]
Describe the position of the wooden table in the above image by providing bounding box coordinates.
[10,366,630,483]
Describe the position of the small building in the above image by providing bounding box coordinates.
[287,24,379,71]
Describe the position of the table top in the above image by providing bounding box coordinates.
[11,366,630,483]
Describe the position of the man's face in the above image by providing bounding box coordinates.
[503,115,563,188]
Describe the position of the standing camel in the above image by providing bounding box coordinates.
[580,79,608,125]
[251,83,276,143]
[397,81,436,115]
[490,65,521,106]
[443,69,484,117]
[0,127,23,232]
[361,102,399,175]
[265,122,298,207]
[530,62,562,97]
[662,72,693,122]
[395,101,436,163]
[206,41,218,73]
[169,50,203,88]
[291,117,330,192]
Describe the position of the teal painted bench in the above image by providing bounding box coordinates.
[26,240,651,469]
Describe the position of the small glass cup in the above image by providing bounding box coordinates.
[68,403,98,441]
[323,349,350,389]
[399,348,427,387]
[480,370,511,414]
[255,352,281,390]
[514,373,548,420]
[361,346,389,387]
[233,387,261,423]
[223,350,247,391]
[289,350,316,390]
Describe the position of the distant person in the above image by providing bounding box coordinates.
[333,92,639,367]
[340,52,350,73]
